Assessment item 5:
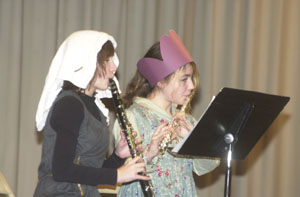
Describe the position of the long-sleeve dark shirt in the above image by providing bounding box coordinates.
[50,93,125,186]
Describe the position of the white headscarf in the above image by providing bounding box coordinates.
[36,30,120,131]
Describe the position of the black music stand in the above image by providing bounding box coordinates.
[172,87,290,197]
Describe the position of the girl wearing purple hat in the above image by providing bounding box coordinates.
[113,30,219,196]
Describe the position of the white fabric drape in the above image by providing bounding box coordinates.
[0,0,299,196]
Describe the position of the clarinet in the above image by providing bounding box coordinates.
[109,79,155,197]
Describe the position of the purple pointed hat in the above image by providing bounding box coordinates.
[137,29,193,87]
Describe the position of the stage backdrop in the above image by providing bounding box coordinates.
[0,0,299,196]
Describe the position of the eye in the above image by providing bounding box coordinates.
[181,76,188,82]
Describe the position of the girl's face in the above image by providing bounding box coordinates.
[91,56,117,91]
[160,63,195,105]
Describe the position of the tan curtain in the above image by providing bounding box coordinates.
[0,0,299,196]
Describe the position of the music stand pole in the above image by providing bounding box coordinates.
[224,133,234,197]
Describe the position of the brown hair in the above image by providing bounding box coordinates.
[122,42,199,108]
[62,40,115,94]
[97,40,115,73]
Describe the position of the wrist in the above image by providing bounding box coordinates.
[116,168,121,183]
[114,149,125,159]
[177,129,190,139]
[143,146,153,164]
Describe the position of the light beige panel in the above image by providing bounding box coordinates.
[0,0,299,197]
[16,0,59,196]
[0,0,23,194]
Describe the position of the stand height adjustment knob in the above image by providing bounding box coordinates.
[224,133,234,144]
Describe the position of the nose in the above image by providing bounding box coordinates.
[110,61,117,74]
[187,78,195,91]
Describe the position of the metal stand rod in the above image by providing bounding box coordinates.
[224,133,234,197]
[222,103,253,197]
[224,143,232,197]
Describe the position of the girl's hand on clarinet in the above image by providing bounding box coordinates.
[115,130,131,158]
[117,156,151,183]
[115,130,143,158]
[132,130,143,154]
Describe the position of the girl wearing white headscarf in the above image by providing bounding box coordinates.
[34,30,150,197]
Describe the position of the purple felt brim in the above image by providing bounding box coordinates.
[137,29,193,87]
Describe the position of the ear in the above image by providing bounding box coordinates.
[157,81,165,89]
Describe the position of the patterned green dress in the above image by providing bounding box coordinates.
[113,97,219,197]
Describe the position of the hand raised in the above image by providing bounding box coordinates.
[172,113,193,138]
[145,122,171,162]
